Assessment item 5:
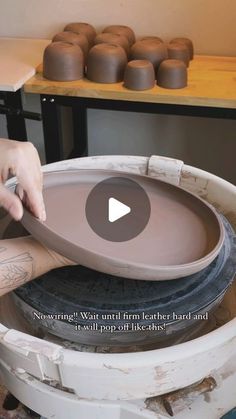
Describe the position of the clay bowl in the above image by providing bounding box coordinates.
[140,36,163,44]
[130,40,167,71]
[102,25,135,46]
[43,41,84,81]
[167,43,190,67]
[87,44,127,83]
[94,33,130,56]
[64,22,96,47]
[52,31,89,61]
[170,37,194,60]
[124,60,155,90]
[157,59,187,89]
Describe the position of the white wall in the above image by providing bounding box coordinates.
[0,0,235,182]
[0,0,235,55]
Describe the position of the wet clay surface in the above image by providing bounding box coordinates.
[21,170,224,280]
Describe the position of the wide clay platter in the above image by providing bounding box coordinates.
[21,169,224,281]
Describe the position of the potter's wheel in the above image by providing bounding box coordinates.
[13,216,236,347]
[1,156,236,419]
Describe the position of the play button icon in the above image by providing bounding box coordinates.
[86,176,151,242]
[108,198,131,223]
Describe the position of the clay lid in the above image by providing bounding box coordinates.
[21,169,225,281]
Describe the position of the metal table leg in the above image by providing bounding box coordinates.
[40,95,63,163]
[40,95,88,163]
[71,102,88,157]
[0,90,27,140]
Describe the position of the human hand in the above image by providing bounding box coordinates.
[0,139,46,221]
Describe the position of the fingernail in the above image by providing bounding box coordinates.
[10,204,23,221]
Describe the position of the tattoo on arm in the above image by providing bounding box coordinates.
[0,246,34,290]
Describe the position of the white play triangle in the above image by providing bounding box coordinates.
[108,197,131,223]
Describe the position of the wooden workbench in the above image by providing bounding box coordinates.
[24,55,236,163]
[25,55,236,109]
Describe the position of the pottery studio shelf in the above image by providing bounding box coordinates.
[24,55,236,163]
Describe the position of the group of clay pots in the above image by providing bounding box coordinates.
[43,22,194,90]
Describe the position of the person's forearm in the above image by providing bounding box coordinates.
[0,236,67,297]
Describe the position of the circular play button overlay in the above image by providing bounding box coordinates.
[85,176,151,242]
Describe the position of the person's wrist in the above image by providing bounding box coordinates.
[46,247,76,268]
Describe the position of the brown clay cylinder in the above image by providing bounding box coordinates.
[102,25,136,46]
[64,22,96,47]
[52,31,89,60]
[130,40,168,71]
[140,36,163,44]
[43,41,84,81]
[170,37,194,60]
[94,33,130,56]
[157,59,187,89]
[124,60,155,90]
[87,43,127,83]
[167,43,190,67]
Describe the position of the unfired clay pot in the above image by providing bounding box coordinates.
[130,40,167,71]
[124,60,155,90]
[43,42,84,81]
[140,36,163,44]
[64,22,96,47]
[52,31,89,60]
[170,37,194,60]
[94,33,130,56]
[103,25,135,46]
[167,43,190,67]
[21,168,225,281]
[157,59,187,89]
[87,44,127,83]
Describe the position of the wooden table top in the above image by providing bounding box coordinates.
[0,37,50,92]
[24,55,236,109]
